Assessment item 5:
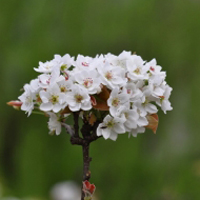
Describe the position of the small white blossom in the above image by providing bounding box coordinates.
[107,87,129,117]
[129,126,146,137]
[97,115,125,141]
[34,60,57,73]
[156,84,173,114]
[48,112,62,135]
[73,69,101,94]
[127,55,148,81]
[115,106,139,131]
[53,54,75,71]
[66,85,92,112]
[98,62,127,89]
[39,83,67,113]
[18,84,35,116]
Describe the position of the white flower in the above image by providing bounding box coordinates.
[74,55,95,70]
[34,60,57,73]
[66,85,92,112]
[135,98,158,117]
[53,54,75,71]
[18,84,35,116]
[97,115,125,141]
[127,55,148,81]
[115,106,139,131]
[73,69,101,94]
[107,87,129,116]
[56,75,73,94]
[98,62,127,89]
[125,82,143,102]
[129,126,146,137]
[38,67,60,88]
[145,59,166,85]
[156,84,173,114]
[29,78,40,93]
[143,82,165,99]
[48,112,62,135]
[105,51,132,69]
[39,83,67,113]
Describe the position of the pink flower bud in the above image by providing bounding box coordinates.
[83,180,96,198]
[7,101,22,110]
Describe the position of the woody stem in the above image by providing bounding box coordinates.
[81,141,92,200]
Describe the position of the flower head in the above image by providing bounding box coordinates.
[10,51,172,138]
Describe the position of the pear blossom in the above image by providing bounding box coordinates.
[66,85,92,112]
[18,84,36,116]
[56,75,73,94]
[107,87,129,117]
[134,98,158,117]
[34,60,57,73]
[156,84,173,114]
[73,69,101,94]
[48,112,62,135]
[74,55,95,71]
[105,50,132,69]
[115,105,139,131]
[12,51,172,139]
[97,115,125,141]
[39,83,67,113]
[53,54,75,71]
[129,126,146,137]
[125,82,143,102]
[145,58,166,85]
[127,55,149,81]
[98,62,127,89]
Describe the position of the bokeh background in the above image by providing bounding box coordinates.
[1,0,200,199]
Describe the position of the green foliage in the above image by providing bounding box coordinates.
[1,0,200,199]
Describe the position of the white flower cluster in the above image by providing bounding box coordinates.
[18,51,172,140]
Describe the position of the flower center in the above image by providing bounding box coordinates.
[159,96,165,103]
[60,86,67,92]
[105,71,113,80]
[106,120,115,128]
[50,95,59,104]
[133,67,140,74]
[112,98,120,107]
[25,96,32,104]
[75,94,83,103]
[83,78,93,88]
[150,66,155,71]
[82,62,89,67]
[61,64,67,71]
[127,89,131,94]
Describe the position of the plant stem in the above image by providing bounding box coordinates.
[69,117,101,200]
[82,142,91,181]
[81,142,91,200]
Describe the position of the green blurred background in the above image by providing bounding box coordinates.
[1,0,200,199]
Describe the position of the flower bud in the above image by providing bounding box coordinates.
[7,101,22,110]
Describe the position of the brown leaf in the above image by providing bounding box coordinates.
[93,101,109,111]
[88,113,97,126]
[60,106,71,115]
[146,114,159,134]
[97,85,110,102]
